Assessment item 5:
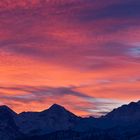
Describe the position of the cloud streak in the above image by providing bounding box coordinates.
[0,0,140,116]
[0,85,123,116]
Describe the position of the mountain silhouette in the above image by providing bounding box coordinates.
[0,101,139,140]
[0,105,21,140]
[15,104,80,136]
[0,105,17,118]
[104,100,140,121]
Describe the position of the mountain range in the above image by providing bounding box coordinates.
[0,101,140,140]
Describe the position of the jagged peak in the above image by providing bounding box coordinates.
[0,105,17,116]
[128,100,140,107]
[44,104,68,113]
[0,105,12,111]
[49,104,65,110]
[103,100,140,120]
[137,100,140,104]
[40,104,77,118]
[0,105,9,109]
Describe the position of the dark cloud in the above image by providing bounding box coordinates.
[76,0,140,21]
[0,85,122,116]
[0,0,140,70]
[0,85,91,103]
[0,0,139,115]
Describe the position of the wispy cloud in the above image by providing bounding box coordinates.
[0,0,139,116]
[0,85,123,116]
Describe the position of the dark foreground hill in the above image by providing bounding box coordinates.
[0,100,140,140]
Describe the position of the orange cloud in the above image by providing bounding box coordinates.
[0,0,140,116]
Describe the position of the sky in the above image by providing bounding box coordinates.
[0,0,140,116]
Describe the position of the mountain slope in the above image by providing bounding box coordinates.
[17,100,140,140]
[0,101,140,140]
[16,104,80,136]
[0,105,21,140]
[74,100,140,131]
[103,100,140,122]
